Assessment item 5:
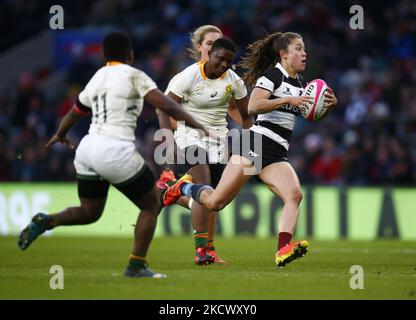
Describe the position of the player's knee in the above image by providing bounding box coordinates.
[291,188,303,204]
[140,199,161,215]
[207,198,226,211]
[149,202,162,215]
[140,205,161,219]
[84,207,103,223]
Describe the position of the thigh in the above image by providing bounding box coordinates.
[132,184,162,213]
[74,134,98,178]
[174,145,211,184]
[77,178,109,215]
[77,176,110,199]
[259,162,301,199]
[113,164,160,212]
[187,164,211,184]
[208,155,253,206]
[175,145,209,175]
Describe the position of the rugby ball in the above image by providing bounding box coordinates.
[300,79,329,121]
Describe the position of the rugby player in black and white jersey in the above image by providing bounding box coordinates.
[163,32,338,267]
[18,32,207,278]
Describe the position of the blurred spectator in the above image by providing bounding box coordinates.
[310,137,341,184]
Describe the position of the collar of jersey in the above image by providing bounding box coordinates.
[199,61,227,80]
[106,61,123,66]
[275,62,299,80]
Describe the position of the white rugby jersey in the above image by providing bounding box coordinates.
[77,62,157,141]
[168,62,247,142]
[250,62,306,150]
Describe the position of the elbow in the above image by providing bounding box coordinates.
[247,105,256,116]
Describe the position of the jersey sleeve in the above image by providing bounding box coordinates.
[232,75,248,100]
[164,73,180,95]
[255,69,283,93]
[134,70,158,97]
[74,87,92,115]
[78,88,92,108]
[168,67,193,99]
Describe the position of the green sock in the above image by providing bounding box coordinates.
[129,254,147,269]
[48,214,60,229]
[206,240,215,251]
[193,231,208,248]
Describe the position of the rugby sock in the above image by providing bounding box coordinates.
[192,185,213,202]
[206,240,215,251]
[36,213,57,230]
[180,183,193,196]
[48,214,60,229]
[187,197,194,209]
[194,231,208,248]
[180,183,213,203]
[128,254,147,269]
[278,232,292,251]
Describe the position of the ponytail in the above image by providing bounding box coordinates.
[240,32,302,88]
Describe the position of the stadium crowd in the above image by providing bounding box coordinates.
[0,0,415,185]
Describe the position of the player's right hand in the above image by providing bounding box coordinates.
[287,96,314,107]
[45,134,75,150]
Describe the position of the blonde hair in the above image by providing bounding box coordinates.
[187,25,223,61]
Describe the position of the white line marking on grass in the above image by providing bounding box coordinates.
[312,248,416,254]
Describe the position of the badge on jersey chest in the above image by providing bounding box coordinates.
[225,84,232,96]
[209,84,232,99]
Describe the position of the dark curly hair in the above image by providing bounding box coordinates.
[103,32,132,62]
[240,32,302,88]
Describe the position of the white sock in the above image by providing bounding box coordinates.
[187,198,194,210]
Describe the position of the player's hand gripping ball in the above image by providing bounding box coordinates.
[300,79,330,121]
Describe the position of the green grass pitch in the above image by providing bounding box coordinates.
[1,236,415,300]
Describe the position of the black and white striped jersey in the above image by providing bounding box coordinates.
[250,62,306,150]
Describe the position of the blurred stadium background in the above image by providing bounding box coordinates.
[0,0,415,300]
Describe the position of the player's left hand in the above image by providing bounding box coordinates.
[324,88,338,109]
[45,134,75,150]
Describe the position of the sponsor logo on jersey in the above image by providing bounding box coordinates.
[283,87,292,95]
[281,104,299,114]
[211,91,218,98]
[248,150,259,158]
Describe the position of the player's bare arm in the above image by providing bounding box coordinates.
[145,89,208,136]
[233,96,253,128]
[248,87,313,115]
[45,106,84,150]
[155,107,174,130]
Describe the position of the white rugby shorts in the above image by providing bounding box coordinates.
[174,128,228,164]
[74,133,145,184]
